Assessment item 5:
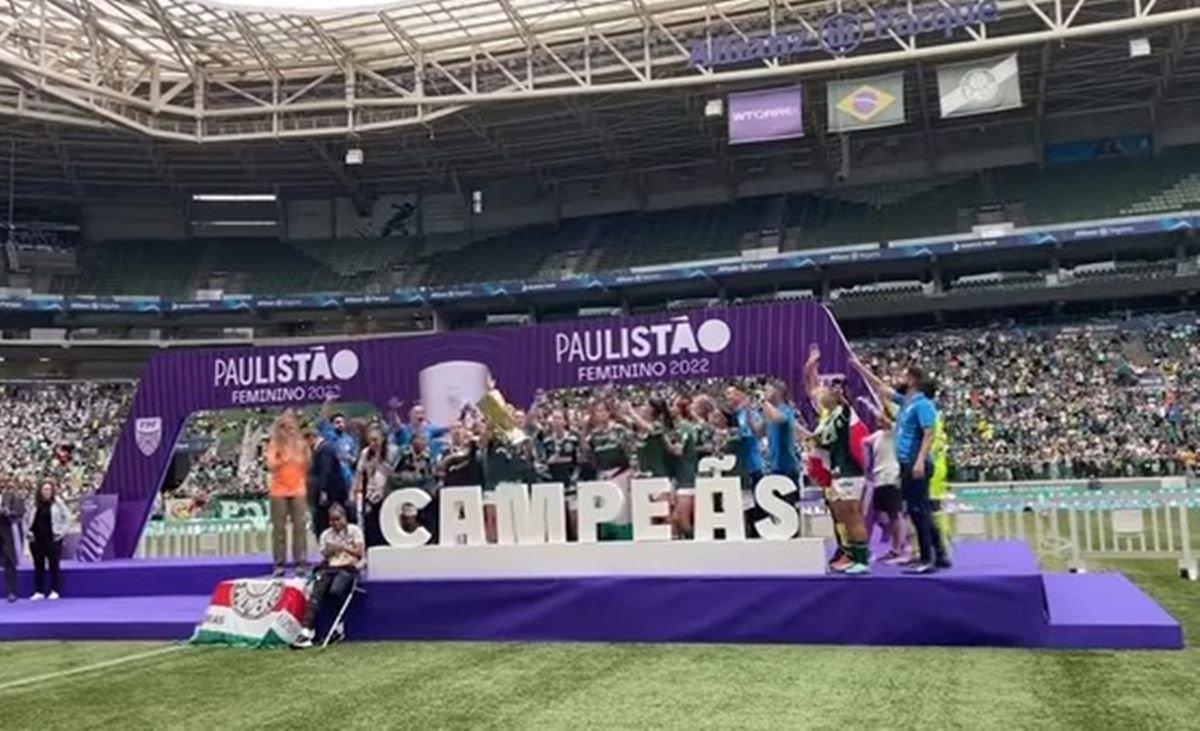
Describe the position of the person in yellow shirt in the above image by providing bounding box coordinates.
[928,411,952,559]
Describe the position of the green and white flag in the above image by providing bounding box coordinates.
[937,53,1022,118]
[190,578,309,648]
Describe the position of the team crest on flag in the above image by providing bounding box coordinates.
[232,581,285,620]
[937,53,1022,118]
[135,417,162,457]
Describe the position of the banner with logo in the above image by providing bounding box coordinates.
[937,53,1022,118]
[827,73,906,133]
[163,498,269,522]
[76,494,119,562]
[88,302,865,558]
[727,86,804,144]
[163,498,199,521]
[190,578,308,649]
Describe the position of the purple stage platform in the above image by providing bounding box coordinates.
[0,595,209,641]
[14,555,278,598]
[0,541,1183,649]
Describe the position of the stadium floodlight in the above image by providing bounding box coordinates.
[345,148,364,165]
[1129,38,1152,57]
[194,220,278,227]
[705,99,724,118]
[191,193,277,202]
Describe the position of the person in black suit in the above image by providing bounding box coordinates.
[306,426,350,539]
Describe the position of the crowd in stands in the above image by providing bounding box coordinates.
[858,316,1199,482]
[1,315,1197,509]
[0,381,133,499]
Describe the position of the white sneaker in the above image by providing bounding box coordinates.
[30,592,45,601]
[48,592,60,601]
[293,628,315,649]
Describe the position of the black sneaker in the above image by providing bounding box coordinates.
[903,563,939,575]
[935,557,953,570]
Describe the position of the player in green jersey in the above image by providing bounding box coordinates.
[584,401,635,541]
[808,345,870,574]
[668,396,703,538]
[538,410,582,540]
[629,399,673,479]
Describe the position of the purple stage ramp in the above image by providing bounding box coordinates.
[351,541,1049,647]
[1044,573,1184,650]
[0,595,208,641]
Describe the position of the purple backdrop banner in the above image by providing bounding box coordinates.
[90,302,865,558]
[727,86,804,144]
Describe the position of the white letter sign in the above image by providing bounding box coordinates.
[576,481,624,543]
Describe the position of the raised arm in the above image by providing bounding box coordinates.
[320,395,337,424]
[804,344,822,403]
[850,355,897,403]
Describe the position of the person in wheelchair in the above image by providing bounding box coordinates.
[295,503,364,648]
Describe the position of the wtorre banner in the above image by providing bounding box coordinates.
[728,86,804,144]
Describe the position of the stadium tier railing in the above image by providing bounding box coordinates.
[135,517,271,559]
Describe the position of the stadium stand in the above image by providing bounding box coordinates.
[592,197,770,270]
[0,381,132,498]
[201,240,343,295]
[37,146,1200,299]
[55,241,205,297]
[290,238,424,292]
[419,224,576,286]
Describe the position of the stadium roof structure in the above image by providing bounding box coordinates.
[0,0,1198,201]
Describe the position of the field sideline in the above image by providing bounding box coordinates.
[0,558,1196,730]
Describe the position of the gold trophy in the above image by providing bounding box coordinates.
[477,378,529,445]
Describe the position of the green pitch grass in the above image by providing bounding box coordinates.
[1,558,1197,731]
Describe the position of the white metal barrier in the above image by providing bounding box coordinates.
[950,491,1199,579]
[136,518,271,558]
[798,478,1200,580]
